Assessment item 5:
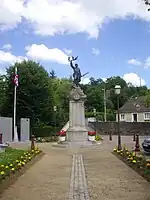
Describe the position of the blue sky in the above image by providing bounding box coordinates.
[1,0,150,86]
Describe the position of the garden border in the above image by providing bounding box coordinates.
[112,152,150,183]
[0,151,45,195]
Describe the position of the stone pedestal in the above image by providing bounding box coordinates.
[67,86,88,142]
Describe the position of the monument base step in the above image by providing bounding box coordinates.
[52,141,102,149]
[66,130,88,142]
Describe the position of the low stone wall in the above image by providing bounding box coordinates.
[88,122,150,135]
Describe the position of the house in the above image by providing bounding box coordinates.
[116,96,150,122]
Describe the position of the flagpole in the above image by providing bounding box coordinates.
[13,67,18,142]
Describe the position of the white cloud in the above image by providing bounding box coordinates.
[127,58,141,66]
[123,73,146,86]
[2,44,12,50]
[25,44,68,64]
[0,0,23,31]
[81,77,90,85]
[0,50,25,64]
[92,48,100,56]
[102,78,107,82]
[63,48,72,55]
[0,0,150,38]
[144,56,150,68]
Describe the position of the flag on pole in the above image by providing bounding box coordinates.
[14,67,19,87]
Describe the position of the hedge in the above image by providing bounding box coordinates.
[32,126,60,138]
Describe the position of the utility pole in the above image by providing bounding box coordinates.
[102,87,107,122]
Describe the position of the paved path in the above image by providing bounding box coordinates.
[69,154,90,200]
[1,138,150,200]
[82,147,150,200]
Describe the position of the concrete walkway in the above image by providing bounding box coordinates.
[1,138,150,200]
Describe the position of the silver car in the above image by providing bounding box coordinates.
[142,137,150,153]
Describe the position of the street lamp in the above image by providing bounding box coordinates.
[93,108,96,133]
[53,106,57,139]
[115,85,122,150]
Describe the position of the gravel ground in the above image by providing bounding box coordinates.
[82,136,150,200]
[0,145,72,200]
[1,136,150,200]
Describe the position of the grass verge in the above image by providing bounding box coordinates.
[0,147,44,195]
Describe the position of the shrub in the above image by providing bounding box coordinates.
[32,126,59,138]
[95,135,103,141]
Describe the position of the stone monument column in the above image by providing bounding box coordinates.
[67,86,88,142]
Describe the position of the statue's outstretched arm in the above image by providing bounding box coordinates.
[70,61,74,69]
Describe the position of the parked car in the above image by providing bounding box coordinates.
[142,137,150,153]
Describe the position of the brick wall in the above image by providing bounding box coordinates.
[88,122,150,135]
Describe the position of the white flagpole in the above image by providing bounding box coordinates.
[13,67,18,142]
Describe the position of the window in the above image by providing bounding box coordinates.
[144,112,150,120]
[120,114,125,121]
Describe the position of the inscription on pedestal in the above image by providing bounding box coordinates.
[67,86,88,142]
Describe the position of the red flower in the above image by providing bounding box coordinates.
[88,131,96,136]
[58,130,66,137]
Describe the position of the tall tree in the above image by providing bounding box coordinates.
[2,60,54,126]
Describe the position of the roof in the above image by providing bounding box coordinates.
[119,96,150,113]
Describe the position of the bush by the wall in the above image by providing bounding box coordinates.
[32,126,60,137]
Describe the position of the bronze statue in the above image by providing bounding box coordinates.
[68,56,88,87]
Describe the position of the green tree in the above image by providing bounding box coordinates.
[2,60,53,126]
[145,90,150,107]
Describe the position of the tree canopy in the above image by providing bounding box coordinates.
[0,60,149,128]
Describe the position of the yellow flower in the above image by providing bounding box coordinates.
[16,160,19,163]
[31,150,34,153]
[22,162,25,165]
[28,157,31,160]
[132,152,136,156]
[5,166,9,169]
[113,148,117,152]
[37,150,40,153]
[10,164,13,167]
[146,163,150,167]
[24,152,26,155]
[11,168,15,171]
[1,165,4,168]
[120,153,123,156]
[18,163,21,167]
[0,171,5,175]
[21,156,23,159]
[132,160,137,163]
[24,160,26,163]
[117,150,120,153]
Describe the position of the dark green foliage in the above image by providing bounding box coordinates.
[0,60,149,137]
[32,126,59,137]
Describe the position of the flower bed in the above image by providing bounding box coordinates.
[88,131,96,141]
[0,147,44,194]
[58,130,66,142]
[113,146,150,182]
